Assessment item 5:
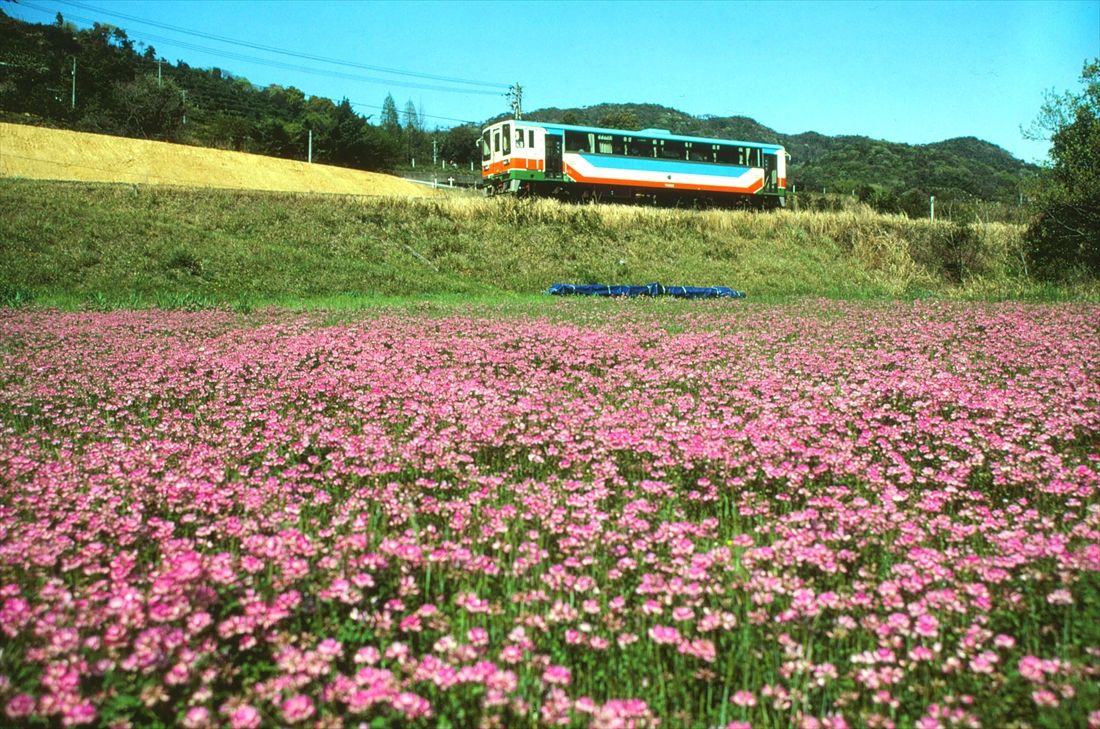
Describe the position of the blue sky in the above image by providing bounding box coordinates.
[7,0,1099,162]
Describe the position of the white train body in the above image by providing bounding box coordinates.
[481,119,786,207]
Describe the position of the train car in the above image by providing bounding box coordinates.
[480,118,787,208]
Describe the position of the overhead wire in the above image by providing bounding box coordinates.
[16,1,504,97]
[52,0,510,90]
[346,101,477,126]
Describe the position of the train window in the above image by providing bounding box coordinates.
[734,147,760,166]
[515,128,525,149]
[493,131,500,153]
[502,124,511,155]
[596,134,625,155]
[482,131,491,161]
[714,145,738,165]
[687,143,712,162]
[660,140,686,160]
[529,130,535,147]
[564,130,594,153]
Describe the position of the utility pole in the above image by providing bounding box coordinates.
[506,82,523,119]
[308,129,313,163]
[432,138,438,165]
[181,89,187,125]
[930,195,935,222]
[70,57,76,110]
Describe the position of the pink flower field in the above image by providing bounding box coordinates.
[0,302,1097,728]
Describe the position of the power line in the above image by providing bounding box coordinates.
[52,0,510,90]
[17,1,503,96]
[346,101,478,126]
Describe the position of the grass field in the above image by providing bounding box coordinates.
[3,178,1092,310]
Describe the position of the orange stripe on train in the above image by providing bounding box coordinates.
[483,158,541,176]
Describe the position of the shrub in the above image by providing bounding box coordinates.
[1024,60,1100,279]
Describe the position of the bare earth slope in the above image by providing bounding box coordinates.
[0,123,434,197]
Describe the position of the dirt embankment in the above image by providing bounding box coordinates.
[0,122,434,197]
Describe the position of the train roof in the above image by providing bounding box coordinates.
[487,118,784,152]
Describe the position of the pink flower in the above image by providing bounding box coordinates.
[617,632,639,648]
[672,606,694,621]
[909,646,935,662]
[679,638,717,663]
[648,625,681,645]
[62,701,97,726]
[731,690,757,707]
[1018,655,1045,682]
[281,694,315,723]
[1032,689,1060,707]
[914,614,940,637]
[182,706,210,728]
[500,645,524,664]
[317,638,343,659]
[542,665,572,686]
[1046,589,1073,605]
[969,651,998,674]
[229,704,261,729]
[5,694,35,719]
[354,646,380,665]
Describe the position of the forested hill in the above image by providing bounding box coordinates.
[523,103,1037,217]
[0,9,475,172]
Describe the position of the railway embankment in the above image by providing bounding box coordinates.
[4,176,1089,309]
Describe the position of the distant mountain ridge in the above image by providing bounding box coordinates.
[520,103,1035,214]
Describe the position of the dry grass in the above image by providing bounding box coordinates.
[380,196,1029,295]
[0,122,435,197]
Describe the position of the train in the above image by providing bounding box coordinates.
[480,118,787,208]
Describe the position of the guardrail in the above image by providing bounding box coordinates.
[397,174,480,190]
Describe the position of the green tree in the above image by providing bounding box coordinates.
[402,99,420,131]
[401,98,429,164]
[597,109,640,130]
[439,124,481,167]
[1024,59,1100,278]
[328,97,399,169]
[380,93,400,133]
[111,75,185,140]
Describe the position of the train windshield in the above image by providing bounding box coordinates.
[481,130,491,161]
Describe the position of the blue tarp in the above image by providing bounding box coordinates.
[548,282,746,299]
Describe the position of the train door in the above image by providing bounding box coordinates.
[763,153,777,192]
[481,128,492,173]
[545,134,563,178]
